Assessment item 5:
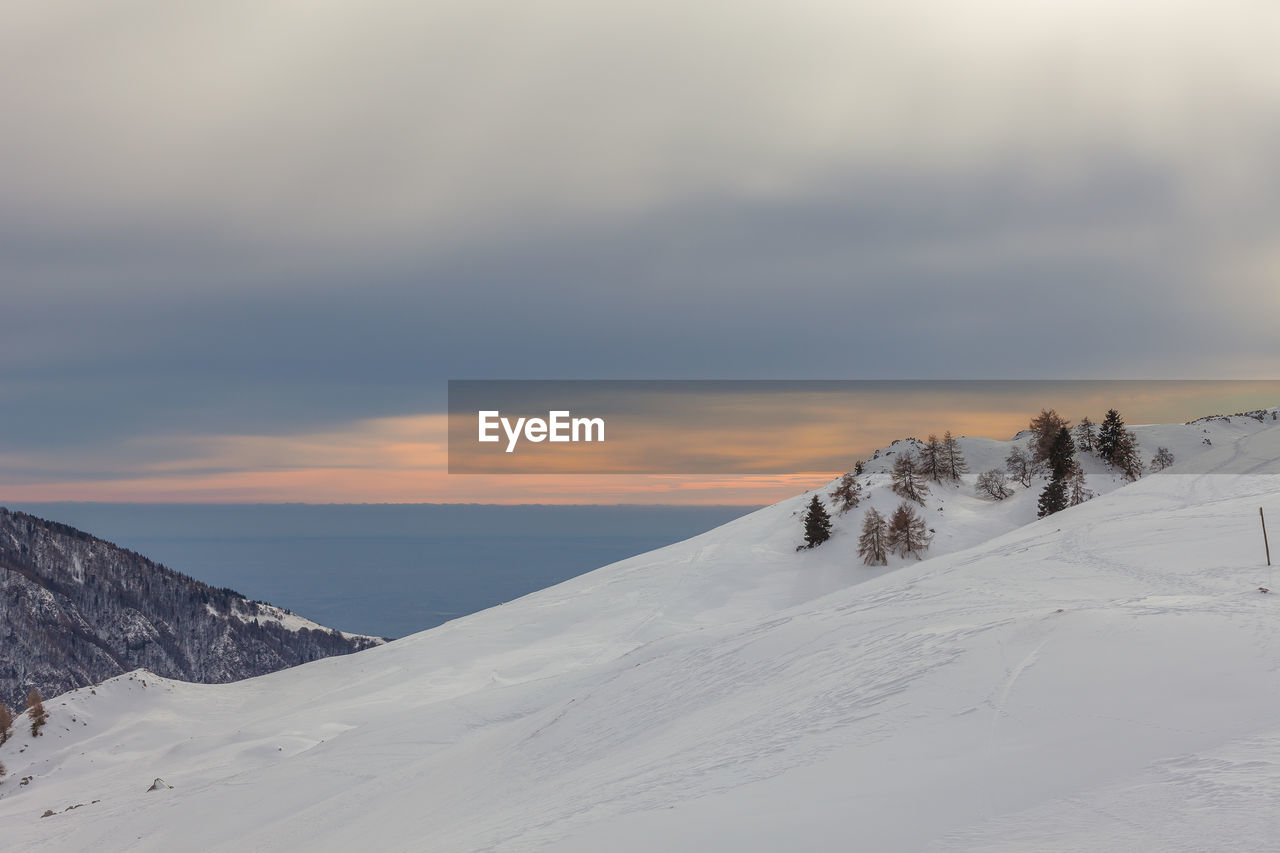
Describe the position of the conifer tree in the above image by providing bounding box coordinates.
[857,508,889,566]
[890,452,930,505]
[829,472,863,514]
[942,431,968,481]
[1037,427,1076,517]
[1113,430,1144,481]
[1037,477,1068,517]
[26,689,47,737]
[1046,426,1075,479]
[1074,416,1096,453]
[1095,408,1144,480]
[917,435,945,482]
[1096,409,1126,464]
[887,502,931,559]
[0,702,12,746]
[1028,410,1071,464]
[801,495,833,549]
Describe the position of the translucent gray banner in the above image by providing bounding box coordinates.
[447,380,1280,474]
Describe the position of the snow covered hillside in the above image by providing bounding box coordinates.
[3,409,1280,851]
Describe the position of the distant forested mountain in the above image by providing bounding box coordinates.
[0,507,384,710]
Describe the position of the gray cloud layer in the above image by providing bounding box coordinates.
[3,1,1280,466]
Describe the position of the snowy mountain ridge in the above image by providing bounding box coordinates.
[3,407,1280,851]
[0,509,384,713]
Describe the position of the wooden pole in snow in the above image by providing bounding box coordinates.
[1263,508,1272,567]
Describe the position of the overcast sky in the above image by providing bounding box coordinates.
[4,1,1280,501]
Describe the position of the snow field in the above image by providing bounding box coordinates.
[3,408,1280,850]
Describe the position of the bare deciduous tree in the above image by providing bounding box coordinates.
[975,469,1013,500]
[942,431,968,481]
[829,472,863,514]
[1068,465,1093,506]
[887,502,932,559]
[858,508,889,566]
[890,453,930,505]
[917,435,945,483]
[26,689,47,737]
[1005,446,1036,487]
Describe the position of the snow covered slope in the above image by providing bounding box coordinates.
[3,410,1280,851]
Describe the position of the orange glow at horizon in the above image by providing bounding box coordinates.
[0,470,835,506]
[3,383,1278,505]
[0,413,841,504]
